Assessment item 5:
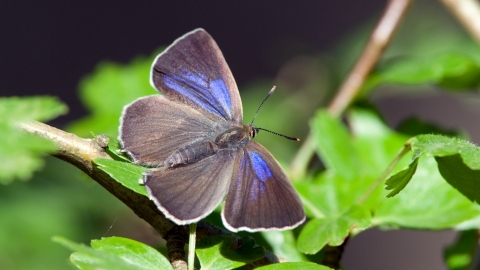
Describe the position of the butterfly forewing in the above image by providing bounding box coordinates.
[151,28,242,124]
[222,141,306,232]
[144,151,237,224]
[119,95,224,166]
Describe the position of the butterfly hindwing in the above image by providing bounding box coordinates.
[144,150,237,224]
[119,95,225,166]
[151,28,242,124]
[222,141,305,232]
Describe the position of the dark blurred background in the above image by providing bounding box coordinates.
[2,0,476,269]
[0,1,386,125]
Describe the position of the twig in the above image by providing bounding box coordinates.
[165,226,188,270]
[19,121,279,268]
[440,0,480,44]
[290,0,413,180]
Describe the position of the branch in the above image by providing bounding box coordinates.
[440,0,480,44]
[19,121,279,268]
[290,0,413,180]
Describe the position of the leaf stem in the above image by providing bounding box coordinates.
[188,223,197,270]
[290,0,413,180]
[357,141,411,205]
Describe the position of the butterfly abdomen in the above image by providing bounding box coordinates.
[164,141,217,168]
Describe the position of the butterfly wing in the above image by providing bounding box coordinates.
[119,95,224,166]
[144,150,236,224]
[222,141,305,232]
[151,28,243,124]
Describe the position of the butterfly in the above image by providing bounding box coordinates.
[119,29,305,232]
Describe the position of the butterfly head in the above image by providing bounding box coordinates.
[243,124,258,139]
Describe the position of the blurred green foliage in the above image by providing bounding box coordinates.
[66,51,161,139]
[0,157,131,269]
[0,96,67,183]
[444,230,478,270]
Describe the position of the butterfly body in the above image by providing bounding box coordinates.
[119,29,305,232]
[164,125,253,168]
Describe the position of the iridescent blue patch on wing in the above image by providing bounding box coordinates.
[163,70,232,120]
[248,150,273,182]
[237,155,247,187]
[249,178,266,202]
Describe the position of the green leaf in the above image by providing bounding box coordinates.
[367,53,480,91]
[0,96,68,183]
[306,109,480,241]
[256,262,332,270]
[297,109,407,251]
[67,50,162,138]
[436,154,480,203]
[383,134,480,216]
[375,156,480,229]
[297,205,370,254]
[196,235,265,270]
[53,236,172,270]
[385,151,421,197]
[105,139,132,162]
[94,158,148,196]
[444,230,477,270]
[0,96,68,123]
[411,135,480,170]
[311,110,362,180]
[408,135,480,203]
[90,237,171,269]
[260,230,308,262]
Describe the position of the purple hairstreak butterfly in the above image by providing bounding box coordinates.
[119,29,305,232]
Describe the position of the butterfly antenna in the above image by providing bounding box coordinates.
[250,85,276,125]
[257,127,300,141]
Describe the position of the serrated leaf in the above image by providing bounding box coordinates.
[400,135,480,203]
[94,158,148,196]
[375,156,480,229]
[0,96,68,183]
[385,151,422,197]
[306,109,480,242]
[196,236,265,270]
[411,135,480,169]
[53,236,172,270]
[297,205,371,254]
[256,262,332,270]
[444,230,477,270]
[67,51,162,138]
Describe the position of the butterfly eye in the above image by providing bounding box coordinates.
[250,129,257,138]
